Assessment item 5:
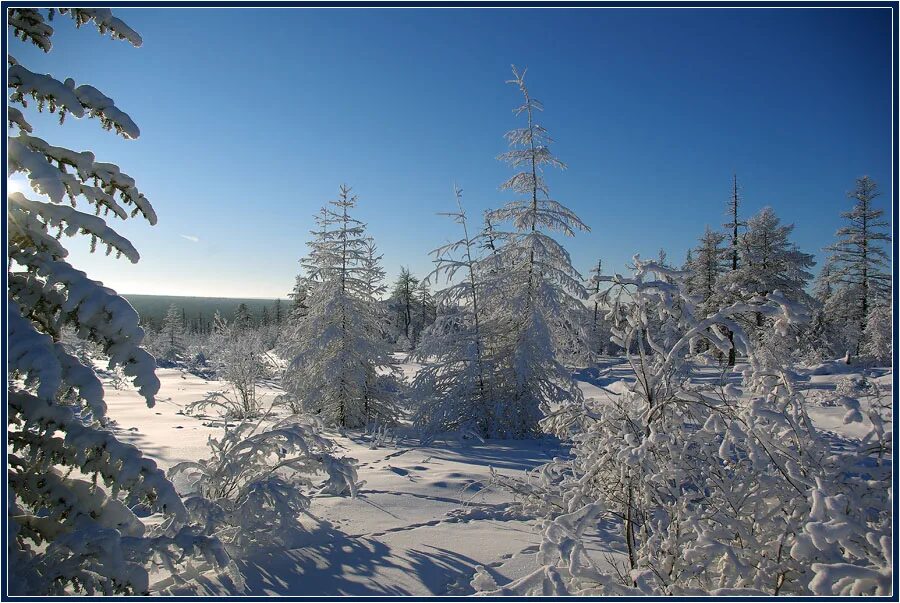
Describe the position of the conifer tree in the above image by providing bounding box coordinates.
[281,185,399,428]
[722,207,815,343]
[7,9,225,594]
[822,176,891,356]
[159,303,185,362]
[391,267,419,341]
[723,174,745,365]
[413,186,495,437]
[479,66,590,437]
[690,226,729,319]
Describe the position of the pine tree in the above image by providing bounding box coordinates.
[281,185,399,428]
[862,303,892,365]
[823,176,891,356]
[288,275,309,321]
[391,267,419,342]
[586,258,609,356]
[159,303,185,362]
[480,66,590,437]
[7,9,225,594]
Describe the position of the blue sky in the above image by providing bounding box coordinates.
[9,7,893,298]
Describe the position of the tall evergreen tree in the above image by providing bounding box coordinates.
[281,185,398,428]
[722,174,745,365]
[822,176,891,355]
[390,267,419,341]
[723,206,815,342]
[479,66,590,437]
[160,303,185,361]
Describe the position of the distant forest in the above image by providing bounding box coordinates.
[124,294,283,332]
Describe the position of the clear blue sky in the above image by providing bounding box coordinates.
[10,7,893,298]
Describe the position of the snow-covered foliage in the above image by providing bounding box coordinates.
[171,402,359,552]
[208,314,270,418]
[7,10,228,594]
[412,187,495,439]
[819,176,892,358]
[476,66,589,437]
[862,303,892,365]
[281,185,401,428]
[478,258,891,596]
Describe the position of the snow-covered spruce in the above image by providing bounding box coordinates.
[171,402,360,552]
[280,185,401,428]
[7,9,229,594]
[477,258,891,596]
[472,66,590,438]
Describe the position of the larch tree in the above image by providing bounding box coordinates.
[390,266,419,343]
[281,185,399,428]
[159,303,185,362]
[480,65,590,438]
[723,174,745,365]
[822,176,891,356]
[7,9,227,594]
[412,186,495,438]
[689,226,729,320]
[722,206,815,343]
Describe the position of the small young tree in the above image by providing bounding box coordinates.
[158,303,185,363]
[585,258,612,358]
[281,185,400,428]
[415,278,436,343]
[209,315,269,418]
[7,9,226,594]
[412,186,495,438]
[862,303,892,365]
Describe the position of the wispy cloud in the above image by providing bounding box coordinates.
[180,234,200,243]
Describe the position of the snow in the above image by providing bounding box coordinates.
[95,356,891,596]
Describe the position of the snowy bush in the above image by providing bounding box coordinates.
[862,304,892,365]
[479,258,891,596]
[170,406,360,552]
[7,9,228,594]
[208,315,270,418]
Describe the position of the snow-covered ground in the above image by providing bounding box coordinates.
[100,358,892,596]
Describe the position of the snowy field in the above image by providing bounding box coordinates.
[99,358,892,596]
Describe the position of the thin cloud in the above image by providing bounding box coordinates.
[180,234,200,243]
